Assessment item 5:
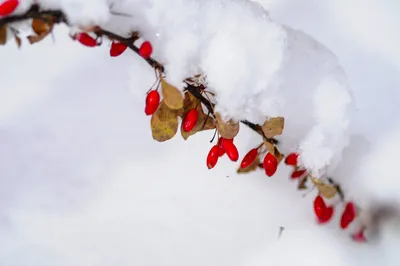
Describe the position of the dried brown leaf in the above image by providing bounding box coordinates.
[298,177,308,190]
[27,18,54,45]
[0,25,7,45]
[261,117,284,138]
[151,100,179,142]
[181,104,215,140]
[15,35,21,48]
[27,34,47,44]
[237,157,260,174]
[161,77,184,110]
[32,18,53,36]
[310,177,337,199]
[216,112,239,139]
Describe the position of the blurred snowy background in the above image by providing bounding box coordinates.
[1,0,400,265]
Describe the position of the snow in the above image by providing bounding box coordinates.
[1,0,400,265]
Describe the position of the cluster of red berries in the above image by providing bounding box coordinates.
[314,195,365,241]
[284,153,308,179]
[284,152,366,242]
[207,137,239,169]
[239,146,279,176]
[144,89,200,134]
[73,32,153,59]
[0,0,18,16]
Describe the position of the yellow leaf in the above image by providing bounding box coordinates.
[161,77,184,110]
[151,100,179,142]
[216,112,239,139]
[0,25,7,45]
[310,177,337,199]
[237,157,260,174]
[261,117,284,138]
[181,104,215,140]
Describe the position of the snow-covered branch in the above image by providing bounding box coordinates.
[0,0,366,242]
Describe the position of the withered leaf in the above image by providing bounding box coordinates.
[216,112,239,139]
[27,34,48,44]
[161,77,184,110]
[310,177,337,199]
[237,157,260,174]
[261,117,284,138]
[151,100,179,142]
[263,140,284,163]
[15,35,21,48]
[27,17,54,45]
[181,104,215,140]
[0,25,7,45]
[32,17,54,35]
[298,177,308,190]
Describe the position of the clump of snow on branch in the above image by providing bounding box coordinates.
[24,0,355,177]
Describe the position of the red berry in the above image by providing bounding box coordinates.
[240,148,258,169]
[340,202,356,229]
[263,152,278,176]
[313,195,327,220]
[352,228,367,243]
[207,145,219,169]
[0,0,18,16]
[182,108,198,132]
[217,137,225,157]
[139,41,153,59]
[285,153,299,166]
[75,33,97,47]
[291,169,307,179]
[223,138,239,162]
[110,41,127,57]
[144,90,160,115]
[318,206,334,224]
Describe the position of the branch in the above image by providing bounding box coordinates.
[1,3,347,205]
[0,3,368,242]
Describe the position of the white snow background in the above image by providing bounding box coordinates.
[0,0,400,265]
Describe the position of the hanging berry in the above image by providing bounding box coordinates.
[291,169,307,179]
[285,153,299,166]
[340,202,356,229]
[110,41,128,57]
[351,228,367,243]
[144,90,160,115]
[313,195,327,220]
[263,152,278,177]
[207,145,219,169]
[217,137,226,157]
[0,0,19,16]
[182,108,198,132]
[318,206,334,224]
[223,138,239,162]
[75,33,97,47]
[240,148,258,169]
[139,41,153,59]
